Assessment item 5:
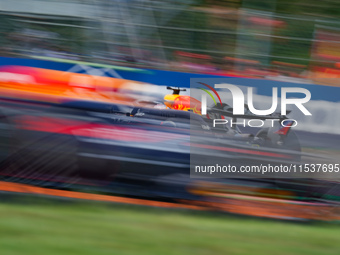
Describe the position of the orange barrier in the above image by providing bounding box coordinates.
[0,180,338,221]
[186,196,339,221]
[0,181,205,210]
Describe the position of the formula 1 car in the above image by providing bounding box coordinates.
[131,86,301,156]
[0,65,300,156]
[0,89,303,184]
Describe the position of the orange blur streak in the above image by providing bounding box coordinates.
[0,181,205,210]
[0,67,139,103]
[0,180,338,221]
[182,197,339,221]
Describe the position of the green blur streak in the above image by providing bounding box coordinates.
[200,88,217,105]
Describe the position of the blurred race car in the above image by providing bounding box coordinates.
[0,91,304,184]
[0,66,338,212]
[132,86,301,156]
[0,65,301,156]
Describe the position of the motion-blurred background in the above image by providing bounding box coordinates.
[1,0,340,85]
[0,1,339,255]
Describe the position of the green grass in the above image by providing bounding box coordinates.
[0,200,339,255]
